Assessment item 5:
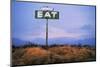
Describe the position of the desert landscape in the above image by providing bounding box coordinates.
[12,44,96,66]
[12,2,96,66]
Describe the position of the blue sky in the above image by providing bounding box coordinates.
[12,1,96,45]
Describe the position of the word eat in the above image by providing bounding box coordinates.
[35,10,59,19]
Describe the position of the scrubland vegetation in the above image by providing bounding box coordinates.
[12,43,96,66]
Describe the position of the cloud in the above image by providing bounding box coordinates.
[48,26,86,39]
[17,25,88,41]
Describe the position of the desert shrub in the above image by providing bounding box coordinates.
[12,44,96,66]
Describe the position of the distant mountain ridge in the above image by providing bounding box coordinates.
[12,38,27,46]
[12,37,96,46]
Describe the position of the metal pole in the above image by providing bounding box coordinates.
[46,19,50,63]
[46,19,48,48]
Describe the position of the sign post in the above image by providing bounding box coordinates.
[46,19,48,47]
[35,6,59,48]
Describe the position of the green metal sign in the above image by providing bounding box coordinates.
[35,10,59,19]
